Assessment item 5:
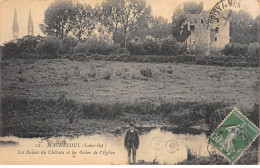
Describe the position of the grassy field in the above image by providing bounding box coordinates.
[2,59,259,109]
[1,59,259,137]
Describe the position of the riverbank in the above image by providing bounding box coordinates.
[1,96,258,138]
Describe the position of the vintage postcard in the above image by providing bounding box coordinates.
[0,0,259,165]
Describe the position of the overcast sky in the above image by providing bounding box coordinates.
[0,0,259,44]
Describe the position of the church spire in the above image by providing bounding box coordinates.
[12,8,19,41]
[28,9,34,36]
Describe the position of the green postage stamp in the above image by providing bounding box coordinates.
[209,108,260,164]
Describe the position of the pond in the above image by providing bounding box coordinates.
[0,128,210,164]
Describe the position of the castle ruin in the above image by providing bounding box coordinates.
[182,11,230,53]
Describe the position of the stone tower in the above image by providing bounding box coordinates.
[209,11,230,51]
[12,8,19,41]
[28,9,34,36]
[182,11,230,53]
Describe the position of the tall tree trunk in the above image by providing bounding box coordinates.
[123,28,127,48]
[77,30,82,43]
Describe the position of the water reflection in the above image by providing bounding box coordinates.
[0,128,209,164]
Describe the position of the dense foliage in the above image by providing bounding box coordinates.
[1,0,259,61]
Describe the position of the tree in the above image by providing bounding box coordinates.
[99,0,151,47]
[171,1,203,42]
[254,16,260,43]
[40,0,77,39]
[230,10,257,44]
[126,15,171,42]
[183,1,203,14]
[148,16,171,39]
[72,3,95,42]
[126,10,152,42]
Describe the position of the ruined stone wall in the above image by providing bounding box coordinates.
[183,12,211,53]
[186,18,210,52]
[210,18,230,50]
[183,11,230,53]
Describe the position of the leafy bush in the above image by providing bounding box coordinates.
[73,42,87,53]
[73,37,119,55]
[189,44,208,56]
[159,67,166,73]
[60,36,77,54]
[17,35,44,54]
[222,43,249,56]
[126,41,146,55]
[82,76,88,82]
[167,69,173,74]
[3,35,77,59]
[87,70,97,78]
[87,64,97,78]
[248,43,260,58]
[140,68,152,77]
[142,39,161,55]
[35,36,63,57]
[2,36,44,59]
[2,42,19,59]
[103,71,111,80]
[116,47,130,56]
[85,37,119,55]
[161,36,187,55]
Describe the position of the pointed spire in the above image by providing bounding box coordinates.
[12,8,19,41]
[28,9,34,36]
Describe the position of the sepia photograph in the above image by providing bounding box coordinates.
[0,0,259,165]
